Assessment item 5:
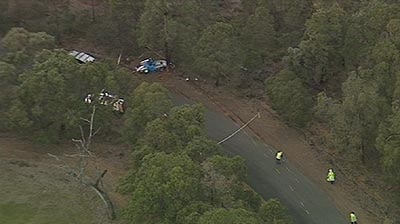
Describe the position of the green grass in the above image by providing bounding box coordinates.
[0,200,96,224]
[0,161,105,224]
[0,202,35,224]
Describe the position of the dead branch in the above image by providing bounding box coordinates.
[48,105,115,220]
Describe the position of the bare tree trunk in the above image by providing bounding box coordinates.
[49,106,115,220]
[91,0,96,22]
[163,11,170,63]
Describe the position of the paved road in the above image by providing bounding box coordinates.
[171,93,348,224]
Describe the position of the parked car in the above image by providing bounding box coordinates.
[135,58,168,74]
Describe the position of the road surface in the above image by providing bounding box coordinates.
[171,92,348,224]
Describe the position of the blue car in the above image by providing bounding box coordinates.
[135,58,168,74]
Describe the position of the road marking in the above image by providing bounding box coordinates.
[300,202,305,207]
[285,166,291,172]
[294,178,300,183]
[269,148,273,153]
[289,185,294,191]
[274,168,281,174]
[305,209,310,215]
[263,153,269,158]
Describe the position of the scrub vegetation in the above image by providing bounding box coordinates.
[1,0,400,222]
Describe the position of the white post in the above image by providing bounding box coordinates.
[117,54,122,65]
[218,112,260,145]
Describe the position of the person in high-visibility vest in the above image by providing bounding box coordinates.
[275,151,283,164]
[350,212,357,224]
[326,168,336,184]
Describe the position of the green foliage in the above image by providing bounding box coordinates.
[7,51,82,142]
[266,69,313,127]
[87,0,143,53]
[268,0,313,47]
[376,107,400,185]
[175,202,213,224]
[343,1,400,69]
[287,3,347,86]
[3,49,135,142]
[126,152,202,224]
[166,104,206,143]
[137,0,202,61]
[0,0,10,34]
[2,27,55,53]
[184,136,221,163]
[208,155,247,182]
[138,118,182,154]
[318,72,390,162]
[123,82,173,144]
[201,155,253,209]
[1,28,55,71]
[198,208,262,224]
[0,61,17,85]
[259,199,292,224]
[242,5,276,69]
[194,22,243,86]
[387,19,400,48]
[0,61,18,130]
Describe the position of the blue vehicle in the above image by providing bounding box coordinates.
[135,58,168,74]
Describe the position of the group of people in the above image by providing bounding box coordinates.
[274,150,358,223]
[84,89,125,113]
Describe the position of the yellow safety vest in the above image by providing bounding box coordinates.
[350,213,357,222]
[276,152,283,160]
[327,171,335,182]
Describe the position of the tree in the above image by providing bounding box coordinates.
[266,69,313,127]
[0,0,11,34]
[376,106,400,185]
[0,61,18,130]
[184,136,221,163]
[387,19,400,48]
[343,1,400,69]
[123,82,173,144]
[198,208,262,224]
[5,49,132,142]
[266,0,313,47]
[242,5,276,69]
[364,38,400,102]
[137,118,182,154]
[2,27,55,53]
[48,106,116,219]
[287,3,347,87]
[166,104,206,143]
[0,61,17,85]
[1,28,55,71]
[259,199,292,224]
[126,152,202,223]
[175,202,213,224]
[137,0,201,62]
[86,0,143,54]
[326,72,390,163]
[201,155,249,208]
[194,22,243,86]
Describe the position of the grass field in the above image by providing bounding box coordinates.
[0,159,108,224]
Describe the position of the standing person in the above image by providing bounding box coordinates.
[326,168,336,184]
[350,212,357,224]
[275,151,283,164]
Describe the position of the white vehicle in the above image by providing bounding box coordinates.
[69,50,95,63]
